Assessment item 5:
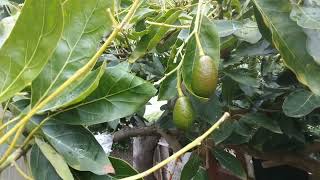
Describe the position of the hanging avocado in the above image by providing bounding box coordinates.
[191,55,218,98]
[173,96,195,130]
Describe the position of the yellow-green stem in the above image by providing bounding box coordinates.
[0,116,19,133]
[12,161,34,180]
[120,112,230,180]
[0,0,141,163]
[176,69,184,97]
[146,20,190,29]
[194,0,205,56]
[21,116,51,148]
[0,125,24,164]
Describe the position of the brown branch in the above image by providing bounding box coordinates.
[113,126,160,142]
[302,142,320,155]
[234,145,320,175]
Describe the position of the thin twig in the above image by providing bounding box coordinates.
[146,20,190,29]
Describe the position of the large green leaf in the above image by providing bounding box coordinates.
[35,137,74,180]
[290,4,320,29]
[0,0,63,103]
[253,0,320,95]
[52,64,157,125]
[182,16,220,100]
[158,40,182,101]
[283,89,320,117]
[40,63,105,112]
[73,157,139,180]
[212,148,247,180]
[214,19,261,43]
[31,0,113,109]
[42,122,114,175]
[290,4,320,65]
[109,157,139,179]
[30,144,63,180]
[128,9,182,63]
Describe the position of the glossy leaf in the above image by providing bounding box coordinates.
[109,157,139,179]
[31,0,113,108]
[290,4,320,65]
[283,89,320,117]
[40,63,105,112]
[158,73,177,101]
[158,41,181,100]
[212,148,247,180]
[290,5,320,29]
[215,19,261,43]
[30,144,62,180]
[53,64,157,125]
[182,16,220,100]
[73,156,139,180]
[235,40,276,57]
[42,122,114,175]
[240,113,282,134]
[35,138,74,180]
[181,153,203,180]
[253,0,320,95]
[212,120,235,145]
[128,9,182,63]
[0,0,63,103]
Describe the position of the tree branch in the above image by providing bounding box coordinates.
[234,145,320,175]
[302,142,320,155]
[113,126,160,142]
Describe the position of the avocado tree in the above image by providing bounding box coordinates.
[1,0,320,179]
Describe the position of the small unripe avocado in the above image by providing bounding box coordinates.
[173,96,195,130]
[191,55,218,98]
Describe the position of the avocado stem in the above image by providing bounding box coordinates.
[176,69,184,97]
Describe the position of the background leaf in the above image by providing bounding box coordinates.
[128,9,182,63]
[290,4,320,65]
[283,89,320,117]
[212,148,247,180]
[0,0,63,103]
[240,113,282,134]
[253,0,320,95]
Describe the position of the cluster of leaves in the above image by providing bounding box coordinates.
[1,0,320,179]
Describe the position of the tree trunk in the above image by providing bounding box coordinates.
[133,136,159,180]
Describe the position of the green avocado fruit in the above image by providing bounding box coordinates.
[173,96,195,130]
[191,55,218,98]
